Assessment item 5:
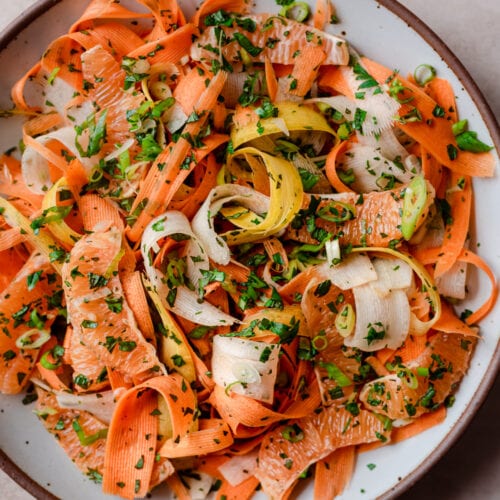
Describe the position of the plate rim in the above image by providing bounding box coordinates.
[0,1,498,499]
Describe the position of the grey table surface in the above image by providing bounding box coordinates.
[0,1,498,499]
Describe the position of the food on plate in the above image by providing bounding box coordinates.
[0,0,497,498]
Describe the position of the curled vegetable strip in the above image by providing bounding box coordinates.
[218,450,260,486]
[15,329,51,350]
[318,253,378,290]
[371,257,414,295]
[0,197,64,274]
[192,184,270,265]
[54,390,116,424]
[103,374,198,498]
[356,127,411,162]
[141,211,238,326]
[308,66,401,137]
[345,279,411,351]
[352,247,442,336]
[231,102,336,149]
[336,143,416,192]
[212,335,281,404]
[192,147,303,264]
[22,126,94,194]
[41,177,82,247]
[143,277,196,383]
[223,147,304,246]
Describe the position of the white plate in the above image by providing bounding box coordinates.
[0,1,498,499]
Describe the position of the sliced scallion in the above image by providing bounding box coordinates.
[398,367,418,389]
[456,131,492,153]
[317,200,356,223]
[279,2,310,23]
[416,366,429,377]
[15,329,51,350]
[318,361,352,387]
[335,304,355,338]
[452,119,468,136]
[281,423,305,442]
[39,345,65,370]
[72,419,108,446]
[413,64,436,86]
[311,334,328,351]
[401,175,427,240]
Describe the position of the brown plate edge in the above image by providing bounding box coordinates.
[0,0,62,51]
[0,1,498,499]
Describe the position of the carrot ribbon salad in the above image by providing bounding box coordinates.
[0,0,497,498]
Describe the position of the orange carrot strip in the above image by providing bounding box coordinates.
[365,355,390,376]
[324,140,355,193]
[226,435,264,456]
[122,271,156,346]
[78,193,124,232]
[173,66,213,115]
[191,0,250,27]
[313,0,333,30]
[68,23,144,57]
[138,0,185,40]
[128,70,227,242]
[433,301,479,337]
[36,363,70,392]
[265,57,279,102]
[414,246,497,326]
[314,446,356,500]
[103,374,197,498]
[69,0,152,32]
[0,247,28,293]
[318,65,355,98]
[160,419,234,458]
[127,23,196,65]
[375,348,394,365]
[209,379,321,437]
[0,227,26,252]
[434,173,472,277]
[165,473,191,500]
[197,454,230,476]
[421,147,443,191]
[106,366,133,393]
[65,159,89,200]
[361,57,495,178]
[171,153,221,219]
[391,406,447,444]
[11,62,42,111]
[103,386,158,499]
[458,250,498,325]
[289,45,327,97]
[216,476,260,500]
[390,334,428,364]
[426,77,458,120]
[279,265,321,303]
